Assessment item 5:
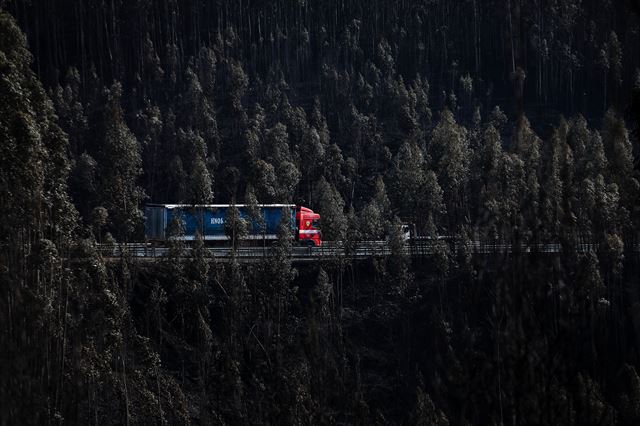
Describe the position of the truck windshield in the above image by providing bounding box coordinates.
[312,220,320,229]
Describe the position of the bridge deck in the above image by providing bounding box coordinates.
[95,241,639,263]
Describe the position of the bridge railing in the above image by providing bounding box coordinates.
[96,239,638,260]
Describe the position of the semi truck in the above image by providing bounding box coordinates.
[144,204,322,246]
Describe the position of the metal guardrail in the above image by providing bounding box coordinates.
[96,240,639,262]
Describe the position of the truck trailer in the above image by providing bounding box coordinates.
[144,204,322,246]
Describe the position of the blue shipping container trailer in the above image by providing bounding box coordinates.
[145,204,322,246]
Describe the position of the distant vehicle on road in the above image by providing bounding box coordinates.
[144,204,322,247]
[401,224,412,240]
[400,223,452,242]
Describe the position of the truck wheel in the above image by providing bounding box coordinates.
[307,240,315,248]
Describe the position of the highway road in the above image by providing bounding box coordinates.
[97,240,639,262]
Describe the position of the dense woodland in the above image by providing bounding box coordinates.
[2,0,640,424]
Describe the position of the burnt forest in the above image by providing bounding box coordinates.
[2,0,640,424]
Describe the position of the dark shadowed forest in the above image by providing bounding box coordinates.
[2,0,640,424]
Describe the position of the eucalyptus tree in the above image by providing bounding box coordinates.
[313,177,347,242]
[409,385,449,426]
[187,231,214,406]
[134,103,163,201]
[472,124,505,241]
[244,103,267,161]
[171,128,214,206]
[261,123,300,202]
[218,58,249,146]
[141,32,164,91]
[279,92,309,152]
[391,142,426,223]
[569,116,609,240]
[509,116,542,245]
[488,106,508,132]
[300,126,326,205]
[52,67,88,158]
[323,143,346,189]
[183,65,219,164]
[98,82,145,241]
[410,75,433,134]
[224,201,248,250]
[168,155,188,203]
[540,119,575,245]
[72,152,99,220]
[245,185,265,233]
[189,156,214,205]
[569,115,607,184]
[601,109,640,236]
[0,11,78,423]
[388,217,412,296]
[428,109,471,229]
[245,104,282,202]
[360,176,392,241]
[392,142,444,234]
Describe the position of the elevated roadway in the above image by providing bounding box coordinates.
[97,241,638,263]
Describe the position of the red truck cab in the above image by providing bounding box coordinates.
[296,206,322,247]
